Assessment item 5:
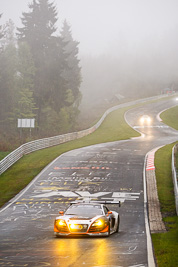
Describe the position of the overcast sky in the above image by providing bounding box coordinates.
[1,0,178,56]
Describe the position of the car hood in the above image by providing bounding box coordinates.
[55,214,103,222]
[69,216,93,220]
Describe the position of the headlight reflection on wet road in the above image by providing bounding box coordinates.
[53,237,117,267]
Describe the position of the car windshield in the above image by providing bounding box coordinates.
[65,204,104,217]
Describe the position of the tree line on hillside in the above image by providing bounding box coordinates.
[0,0,82,150]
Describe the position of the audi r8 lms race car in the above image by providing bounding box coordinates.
[54,201,120,237]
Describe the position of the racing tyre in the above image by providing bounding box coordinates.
[116,216,120,233]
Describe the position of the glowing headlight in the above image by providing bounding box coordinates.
[56,219,67,227]
[70,223,76,229]
[95,220,103,226]
[140,118,144,123]
[140,116,151,124]
[92,219,104,227]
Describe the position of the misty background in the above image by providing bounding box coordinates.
[1,0,178,148]
[1,0,178,103]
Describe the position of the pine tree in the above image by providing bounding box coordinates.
[60,20,82,104]
[16,42,36,119]
[17,0,58,128]
[0,19,16,48]
[60,20,82,129]
[0,20,17,132]
[16,2,82,136]
[0,14,4,40]
[17,0,58,61]
[16,88,36,118]
[44,35,68,111]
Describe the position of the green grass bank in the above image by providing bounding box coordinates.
[0,151,10,161]
[152,104,178,267]
[160,105,178,130]
[153,144,178,267]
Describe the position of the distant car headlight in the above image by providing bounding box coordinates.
[140,116,151,124]
[140,117,145,123]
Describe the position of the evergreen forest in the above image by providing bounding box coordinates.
[0,0,82,150]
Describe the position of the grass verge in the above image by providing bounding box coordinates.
[153,144,178,267]
[160,105,178,130]
[153,103,178,266]
[0,106,140,207]
[0,151,10,161]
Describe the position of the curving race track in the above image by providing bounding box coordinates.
[0,97,178,267]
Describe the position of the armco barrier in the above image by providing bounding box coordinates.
[0,94,171,175]
[172,143,178,215]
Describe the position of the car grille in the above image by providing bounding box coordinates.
[59,225,69,233]
[69,224,88,233]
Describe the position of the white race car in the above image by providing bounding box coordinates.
[140,115,152,124]
[54,201,120,237]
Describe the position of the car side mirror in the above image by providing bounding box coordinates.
[107,211,112,215]
[59,211,64,215]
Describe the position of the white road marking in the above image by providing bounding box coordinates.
[129,265,146,267]
[75,191,111,198]
[32,191,140,203]
[133,125,169,129]
[93,266,123,267]
[103,152,117,155]
[128,246,137,252]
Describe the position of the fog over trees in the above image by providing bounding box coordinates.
[80,27,178,109]
[0,0,81,149]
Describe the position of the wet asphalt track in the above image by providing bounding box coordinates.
[0,98,178,267]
